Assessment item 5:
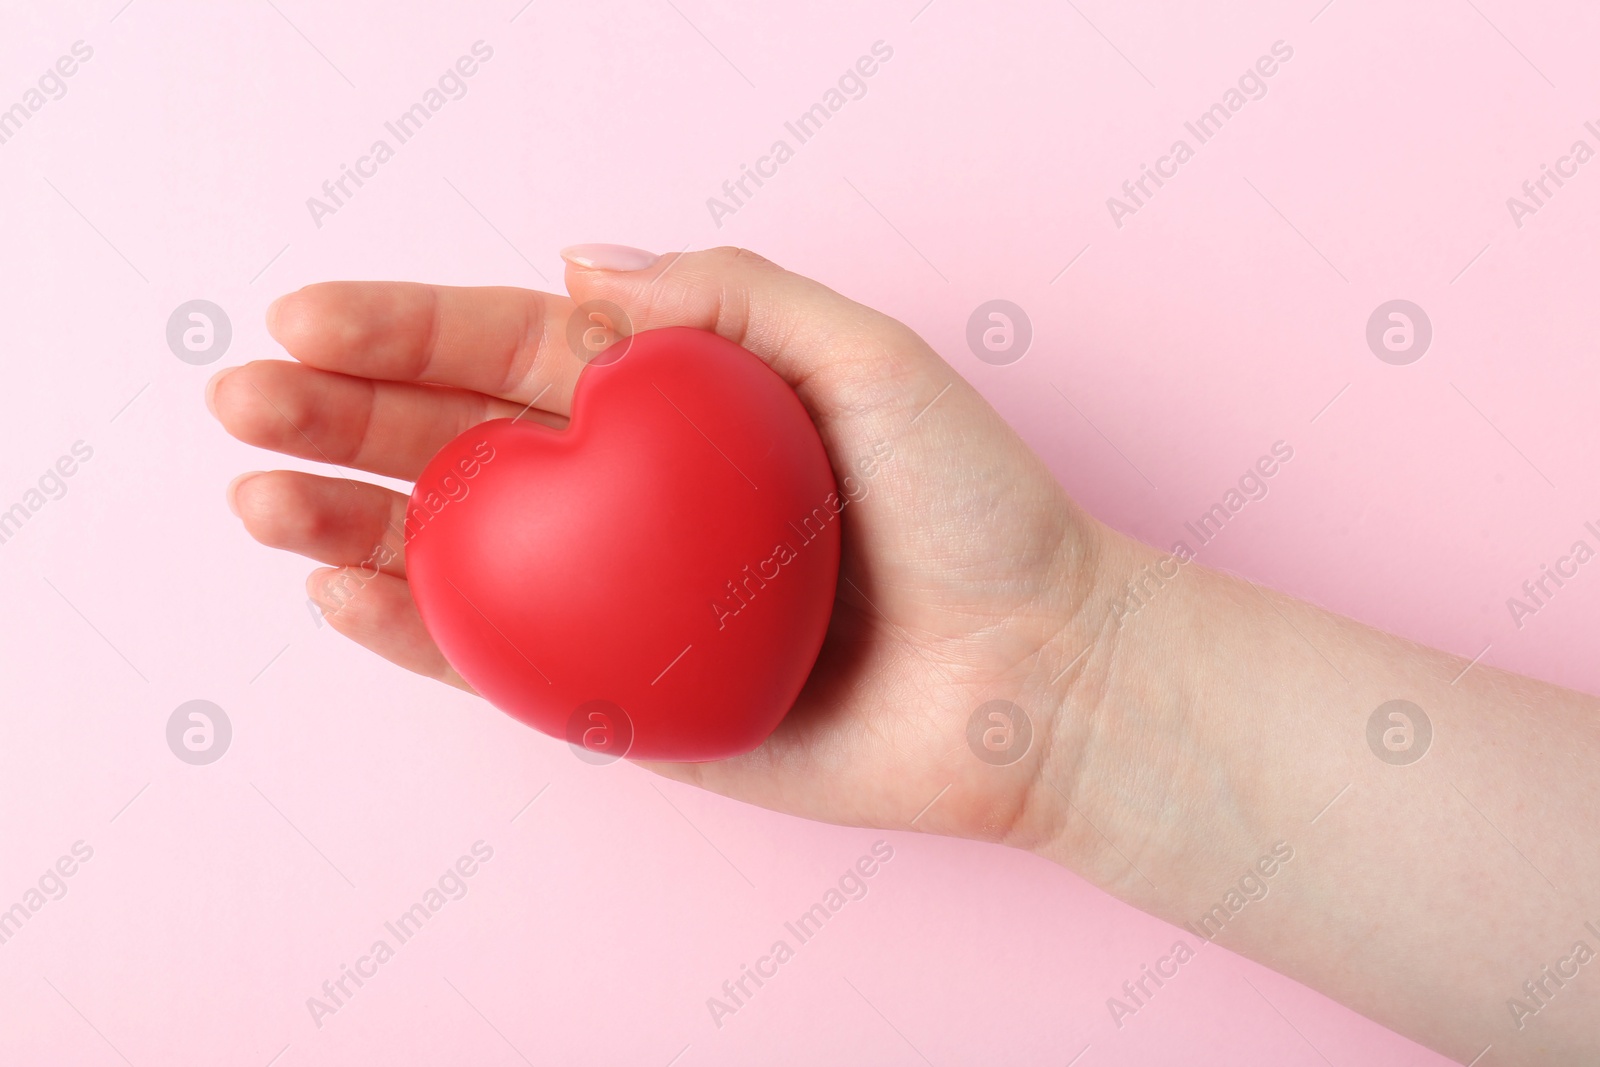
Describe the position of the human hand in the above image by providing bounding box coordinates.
[208,245,1121,848]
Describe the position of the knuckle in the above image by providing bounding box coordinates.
[703,245,777,272]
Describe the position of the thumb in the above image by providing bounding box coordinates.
[559,243,938,408]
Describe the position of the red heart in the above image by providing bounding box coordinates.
[405,327,841,761]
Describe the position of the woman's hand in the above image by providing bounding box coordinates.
[208,244,1121,850]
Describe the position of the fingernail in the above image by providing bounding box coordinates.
[560,243,658,272]
[205,366,237,419]
[226,472,262,518]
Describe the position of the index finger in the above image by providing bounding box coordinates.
[266,281,592,415]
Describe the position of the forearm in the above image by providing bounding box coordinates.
[1034,527,1600,1063]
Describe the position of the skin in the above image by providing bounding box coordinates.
[210,246,1600,1064]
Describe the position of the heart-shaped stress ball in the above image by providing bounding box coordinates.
[405,327,841,762]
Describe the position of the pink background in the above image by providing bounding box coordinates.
[2,0,1597,1063]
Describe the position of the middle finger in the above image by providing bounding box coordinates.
[209,359,551,480]
[267,281,588,413]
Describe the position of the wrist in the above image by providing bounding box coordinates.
[1013,527,1234,904]
[992,518,1134,855]
[1019,525,1339,923]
